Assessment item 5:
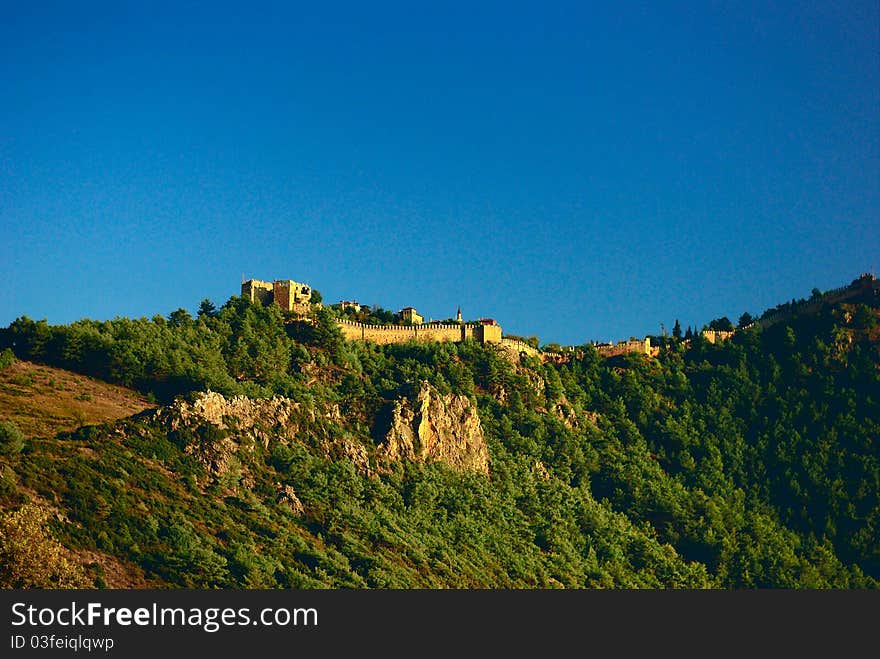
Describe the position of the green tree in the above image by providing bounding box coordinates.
[0,505,91,588]
[167,308,193,328]
[0,347,15,370]
[708,317,735,332]
[314,307,345,359]
[852,305,877,330]
[738,312,753,328]
[198,299,217,318]
[0,420,25,455]
[672,319,682,340]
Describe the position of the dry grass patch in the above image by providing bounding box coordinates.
[0,361,155,437]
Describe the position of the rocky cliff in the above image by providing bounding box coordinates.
[380,381,489,475]
[155,390,341,440]
[144,385,488,483]
[149,390,370,485]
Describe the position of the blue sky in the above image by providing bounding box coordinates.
[2,2,878,346]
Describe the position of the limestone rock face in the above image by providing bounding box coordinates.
[553,394,582,430]
[150,390,363,483]
[158,390,340,441]
[326,438,373,477]
[382,381,489,475]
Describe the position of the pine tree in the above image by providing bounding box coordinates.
[673,319,682,340]
[198,299,217,318]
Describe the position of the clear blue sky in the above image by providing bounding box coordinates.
[2,2,878,346]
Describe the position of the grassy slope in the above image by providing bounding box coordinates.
[0,360,155,438]
[0,360,159,587]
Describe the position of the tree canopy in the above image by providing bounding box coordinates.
[0,295,877,589]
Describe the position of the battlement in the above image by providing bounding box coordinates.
[593,337,657,358]
[500,337,541,357]
[338,321,480,331]
[701,330,735,344]
[335,318,502,345]
[239,277,661,358]
[242,278,312,314]
[733,274,879,334]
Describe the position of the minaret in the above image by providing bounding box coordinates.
[456,306,462,323]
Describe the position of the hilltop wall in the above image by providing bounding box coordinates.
[500,337,540,357]
[336,320,502,345]
[335,319,657,360]
[594,337,656,358]
[702,330,735,345]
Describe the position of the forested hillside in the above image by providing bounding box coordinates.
[0,292,877,589]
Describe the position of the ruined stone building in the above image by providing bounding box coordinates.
[238,277,657,358]
[399,307,424,325]
[339,300,366,312]
[241,279,312,314]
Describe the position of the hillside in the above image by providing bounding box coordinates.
[0,360,155,438]
[0,285,878,589]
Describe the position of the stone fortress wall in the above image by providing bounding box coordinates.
[500,337,541,357]
[243,275,656,359]
[701,330,735,345]
[279,272,878,356]
[594,337,657,358]
[241,279,274,306]
[337,320,502,345]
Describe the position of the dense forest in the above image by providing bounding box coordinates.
[0,289,877,589]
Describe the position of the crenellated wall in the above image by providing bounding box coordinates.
[594,337,655,358]
[745,274,880,332]
[701,330,735,344]
[242,277,668,359]
[335,320,502,345]
[475,324,502,344]
[246,273,877,362]
[500,337,540,357]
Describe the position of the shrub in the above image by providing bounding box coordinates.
[0,504,91,588]
[0,420,25,455]
[0,348,14,370]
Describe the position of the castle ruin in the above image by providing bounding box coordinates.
[242,279,312,315]
[399,307,424,325]
[239,276,660,359]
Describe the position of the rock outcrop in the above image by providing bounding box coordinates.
[149,390,366,483]
[276,484,305,516]
[381,381,489,475]
[145,387,488,482]
[156,390,341,443]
